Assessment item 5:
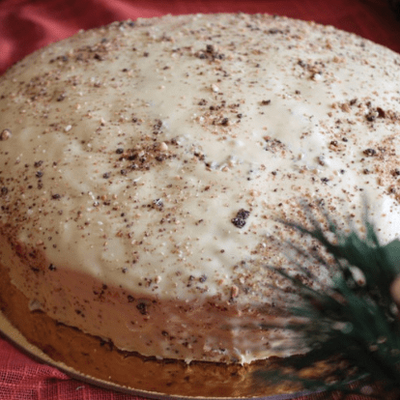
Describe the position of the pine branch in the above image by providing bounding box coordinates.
[256,203,400,396]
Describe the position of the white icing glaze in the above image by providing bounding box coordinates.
[1,13,400,363]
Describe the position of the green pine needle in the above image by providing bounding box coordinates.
[257,203,400,397]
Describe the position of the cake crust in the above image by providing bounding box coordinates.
[0,258,346,397]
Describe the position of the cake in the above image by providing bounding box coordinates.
[1,12,400,395]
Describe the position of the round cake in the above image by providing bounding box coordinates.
[1,12,400,394]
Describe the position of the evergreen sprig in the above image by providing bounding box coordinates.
[257,204,400,398]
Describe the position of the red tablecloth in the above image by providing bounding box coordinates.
[0,1,399,399]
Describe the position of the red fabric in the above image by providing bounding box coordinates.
[1,0,400,76]
[0,0,399,398]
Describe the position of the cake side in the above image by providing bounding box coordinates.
[0,232,299,363]
[1,13,400,364]
[0,255,344,397]
[0,257,305,397]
